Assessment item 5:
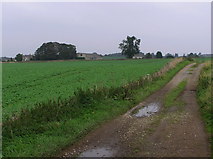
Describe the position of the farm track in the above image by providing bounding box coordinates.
[59,63,211,157]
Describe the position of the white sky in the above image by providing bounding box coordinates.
[2,1,211,57]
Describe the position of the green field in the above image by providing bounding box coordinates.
[194,57,212,63]
[3,59,170,120]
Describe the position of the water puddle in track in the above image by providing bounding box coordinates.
[134,102,160,117]
[79,147,115,157]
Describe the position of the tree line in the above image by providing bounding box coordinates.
[15,42,77,61]
[118,36,202,59]
[14,36,204,61]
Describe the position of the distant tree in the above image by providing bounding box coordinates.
[145,53,152,59]
[188,53,194,58]
[187,53,198,58]
[156,51,163,58]
[165,53,174,58]
[15,53,23,61]
[175,53,178,58]
[119,36,141,58]
[198,52,202,57]
[194,53,199,58]
[34,42,77,60]
[58,43,77,59]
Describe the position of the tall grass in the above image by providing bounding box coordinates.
[196,61,212,153]
[3,58,191,157]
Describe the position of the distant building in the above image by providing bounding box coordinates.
[77,53,103,60]
[22,54,33,61]
[200,54,212,58]
[132,53,144,59]
[0,57,12,62]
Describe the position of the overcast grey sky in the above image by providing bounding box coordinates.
[2,2,211,57]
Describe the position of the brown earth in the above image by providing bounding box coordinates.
[59,63,211,157]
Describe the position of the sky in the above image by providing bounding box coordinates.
[2,1,211,57]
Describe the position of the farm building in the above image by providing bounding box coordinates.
[77,53,103,60]
[132,53,144,59]
[0,57,12,62]
[22,54,33,61]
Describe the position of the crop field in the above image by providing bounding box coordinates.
[195,57,212,63]
[3,59,170,120]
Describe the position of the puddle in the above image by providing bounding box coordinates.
[134,102,160,117]
[79,147,115,157]
[186,71,193,74]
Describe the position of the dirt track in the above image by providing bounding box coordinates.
[59,63,211,157]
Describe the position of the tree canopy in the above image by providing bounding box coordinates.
[165,53,174,58]
[156,51,163,58]
[34,42,77,60]
[187,53,199,58]
[145,53,152,59]
[15,53,23,61]
[119,36,141,58]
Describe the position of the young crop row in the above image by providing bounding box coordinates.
[3,59,170,120]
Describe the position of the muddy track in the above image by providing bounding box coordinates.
[59,63,211,157]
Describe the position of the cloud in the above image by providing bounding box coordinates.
[2,2,211,57]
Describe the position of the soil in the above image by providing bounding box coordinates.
[58,63,211,157]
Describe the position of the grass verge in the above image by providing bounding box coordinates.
[164,80,187,108]
[3,60,191,157]
[196,61,212,154]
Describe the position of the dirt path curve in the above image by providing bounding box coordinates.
[59,63,211,157]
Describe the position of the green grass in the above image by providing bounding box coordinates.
[3,59,170,120]
[194,57,212,63]
[196,61,213,157]
[164,80,187,108]
[3,59,191,157]
[4,99,131,157]
[196,61,212,152]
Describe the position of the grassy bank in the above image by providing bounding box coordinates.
[196,61,212,153]
[3,59,190,157]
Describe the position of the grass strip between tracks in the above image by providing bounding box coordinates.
[164,80,187,108]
